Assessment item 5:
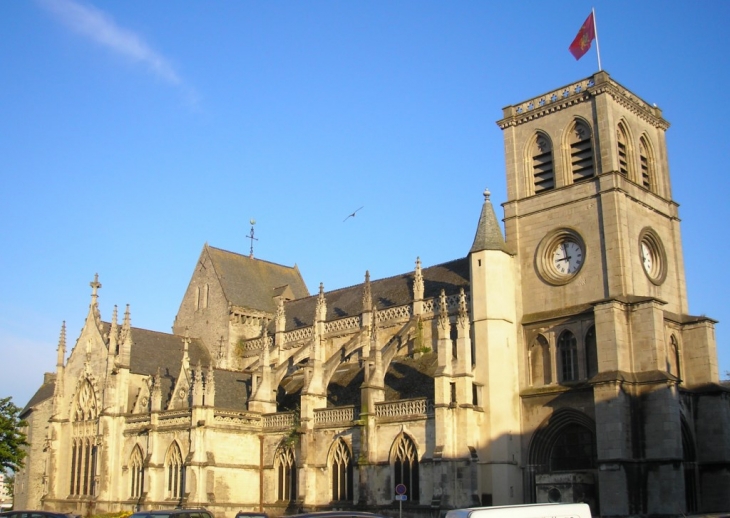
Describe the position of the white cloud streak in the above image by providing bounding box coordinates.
[40,0,182,85]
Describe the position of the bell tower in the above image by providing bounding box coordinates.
[497,71,720,515]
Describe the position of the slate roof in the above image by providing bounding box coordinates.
[278,257,470,330]
[100,323,212,408]
[21,379,55,418]
[212,368,252,411]
[207,246,310,313]
[125,326,211,377]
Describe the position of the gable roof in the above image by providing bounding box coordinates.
[206,246,310,313]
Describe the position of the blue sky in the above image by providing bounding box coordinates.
[1,1,729,407]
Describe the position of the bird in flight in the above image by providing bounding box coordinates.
[343,206,364,222]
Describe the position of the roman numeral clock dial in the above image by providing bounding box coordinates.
[552,240,583,274]
[537,229,586,285]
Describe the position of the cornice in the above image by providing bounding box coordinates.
[496,72,670,131]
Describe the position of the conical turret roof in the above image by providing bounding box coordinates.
[469,189,509,254]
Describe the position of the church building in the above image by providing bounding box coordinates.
[14,71,730,517]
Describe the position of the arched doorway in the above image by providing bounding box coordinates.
[527,409,599,515]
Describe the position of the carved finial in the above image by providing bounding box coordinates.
[182,329,191,357]
[316,283,326,322]
[59,321,66,348]
[57,321,67,367]
[118,304,132,347]
[261,317,270,339]
[123,304,131,327]
[275,298,286,335]
[109,305,119,352]
[438,289,449,330]
[458,288,468,328]
[89,274,102,327]
[90,273,101,299]
[362,270,372,312]
[483,188,491,201]
[413,257,424,302]
[370,304,378,343]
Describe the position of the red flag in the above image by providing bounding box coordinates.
[569,12,596,60]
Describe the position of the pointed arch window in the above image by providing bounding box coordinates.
[529,335,551,386]
[331,439,353,502]
[130,445,144,498]
[450,323,458,359]
[532,134,554,193]
[69,379,98,497]
[558,331,578,382]
[276,445,297,502]
[617,124,630,177]
[668,335,681,379]
[165,442,184,500]
[570,121,594,183]
[393,434,419,502]
[639,136,654,191]
[585,326,598,379]
[550,423,595,471]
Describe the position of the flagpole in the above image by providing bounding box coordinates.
[592,7,602,71]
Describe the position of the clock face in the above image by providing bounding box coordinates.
[552,240,584,275]
[641,241,653,273]
[536,229,586,285]
[639,229,666,284]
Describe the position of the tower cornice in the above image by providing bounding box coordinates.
[496,71,669,131]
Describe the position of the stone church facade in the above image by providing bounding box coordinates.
[14,71,730,517]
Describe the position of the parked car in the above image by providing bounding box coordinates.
[286,513,389,518]
[0,512,79,518]
[445,503,592,518]
[129,509,214,518]
[234,512,268,518]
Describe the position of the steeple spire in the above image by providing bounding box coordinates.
[469,188,509,254]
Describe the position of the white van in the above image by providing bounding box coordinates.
[444,503,591,518]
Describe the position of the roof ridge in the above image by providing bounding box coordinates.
[207,244,299,270]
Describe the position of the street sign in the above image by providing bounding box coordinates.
[395,495,407,501]
[395,483,407,495]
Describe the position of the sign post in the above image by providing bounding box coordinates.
[395,484,407,518]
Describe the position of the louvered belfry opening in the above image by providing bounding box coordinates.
[640,137,652,190]
[570,121,594,183]
[533,134,554,193]
[617,126,629,176]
